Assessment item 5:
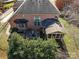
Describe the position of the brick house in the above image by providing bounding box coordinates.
[10,0,60,28]
[9,0,64,39]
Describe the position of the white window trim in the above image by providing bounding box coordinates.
[16,23,26,29]
[34,16,41,21]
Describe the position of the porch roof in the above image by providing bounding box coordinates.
[46,23,64,34]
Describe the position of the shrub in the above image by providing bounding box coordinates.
[8,32,57,59]
[59,14,65,18]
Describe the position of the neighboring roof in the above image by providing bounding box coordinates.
[46,23,64,34]
[14,19,28,24]
[15,0,60,14]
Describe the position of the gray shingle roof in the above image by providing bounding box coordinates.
[15,0,60,14]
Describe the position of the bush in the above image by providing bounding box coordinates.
[8,32,57,59]
[59,14,65,18]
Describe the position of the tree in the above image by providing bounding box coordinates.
[8,32,57,59]
[61,0,79,27]
[55,0,64,10]
[13,0,17,2]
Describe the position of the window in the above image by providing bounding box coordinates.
[34,16,41,26]
[16,24,25,29]
[15,19,28,30]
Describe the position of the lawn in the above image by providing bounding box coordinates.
[3,2,14,9]
[0,23,9,59]
[59,18,79,59]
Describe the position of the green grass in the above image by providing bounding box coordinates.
[0,25,8,59]
[0,23,9,59]
[59,18,79,59]
[3,2,14,9]
[0,23,8,51]
[59,18,79,48]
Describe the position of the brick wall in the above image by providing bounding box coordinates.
[10,13,59,29]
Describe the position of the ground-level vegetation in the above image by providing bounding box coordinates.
[59,18,79,59]
[8,32,58,59]
[0,23,9,59]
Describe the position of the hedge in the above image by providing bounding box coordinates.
[8,32,57,59]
